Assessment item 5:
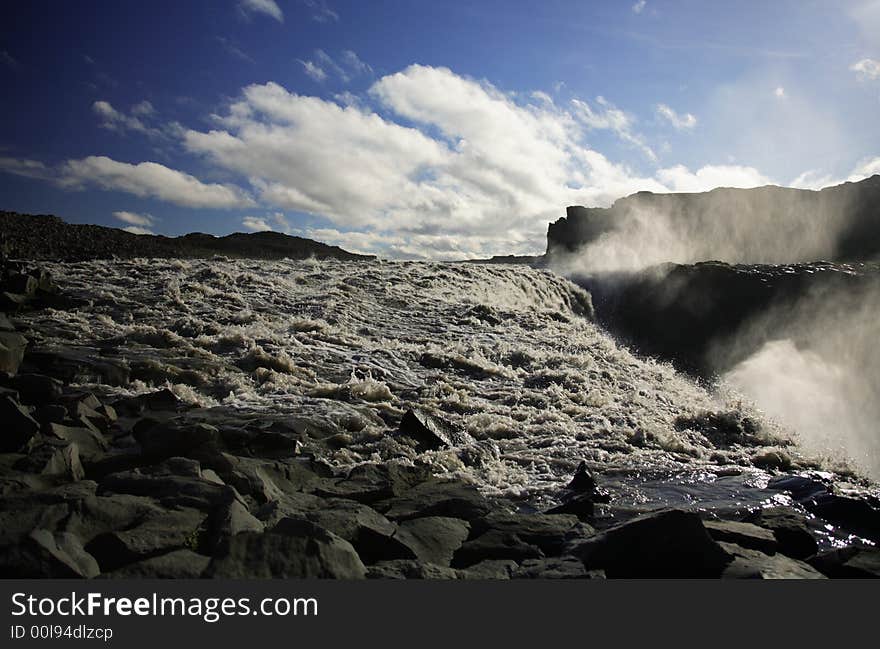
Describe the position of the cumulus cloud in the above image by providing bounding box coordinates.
[656,103,697,130]
[656,164,773,192]
[113,210,155,227]
[52,156,254,208]
[239,0,283,22]
[790,156,880,190]
[242,216,273,231]
[632,1,647,14]
[570,96,656,160]
[774,86,786,98]
[851,57,880,79]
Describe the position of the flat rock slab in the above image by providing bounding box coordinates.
[453,530,544,569]
[745,507,818,559]
[720,542,825,579]
[513,557,601,579]
[473,512,580,555]
[704,519,779,554]
[393,516,470,567]
[206,518,366,579]
[103,550,211,579]
[377,479,493,522]
[367,560,459,580]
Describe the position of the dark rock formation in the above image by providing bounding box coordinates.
[547,175,880,262]
[576,260,880,377]
[0,211,374,262]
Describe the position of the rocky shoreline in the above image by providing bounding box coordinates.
[1,257,879,579]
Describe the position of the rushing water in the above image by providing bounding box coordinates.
[15,257,877,541]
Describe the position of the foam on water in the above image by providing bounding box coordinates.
[17,257,863,512]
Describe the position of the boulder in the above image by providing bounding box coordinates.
[513,557,598,579]
[566,509,731,578]
[0,331,27,375]
[103,549,211,579]
[0,529,99,578]
[396,409,474,452]
[566,461,597,492]
[366,560,459,580]
[41,442,85,482]
[133,420,219,460]
[85,507,207,571]
[472,512,580,555]
[720,542,825,579]
[0,395,39,451]
[314,462,433,504]
[745,507,818,559]
[206,518,366,579]
[0,373,61,404]
[301,499,410,564]
[809,547,880,578]
[392,516,471,567]
[453,530,544,569]
[458,559,518,579]
[703,519,779,554]
[377,479,493,522]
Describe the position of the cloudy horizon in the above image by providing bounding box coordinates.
[2,0,880,259]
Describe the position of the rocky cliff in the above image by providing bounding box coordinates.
[547,175,880,264]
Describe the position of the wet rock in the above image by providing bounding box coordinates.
[566,461,597,492]
[720,542,825,579]
[397,409,474,452]
[809,547,880,578]
[471,512,581,555]
[458,559,518,579]
[41,442,86,482]
[86,507,207,572]
[513,556,595,579]
[392,516,471,567]
[366,560,459,580]
[46,422,108,460]
[61,494,166,543]
[0,373,61,404]
[453,530,544,569]
[0,529,99,578]
[314,462,433,504]
[808,494,880,542]
[0,331,27,375]
[208,500,265,550]
[745,507,818,559]
[206,518,366,579]
[566,509,731,578]
[0,395,40,452]
[703,519,779,554]
[300,499,408,564]
[377,479,494,522]
[22,350,130,387]
[98,463,242,511]
[134,419,219,460]
[103,549,211,579]
[545,493,597,521]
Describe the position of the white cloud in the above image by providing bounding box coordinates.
[239,0,283,22]
[298,59,327,82]
[656,103,697,130]
[571,96,657,160]
[304,0,338,23]
[774,86,786,98]
[632,1,647,14]
[131,100,155,116]
[790,156,880,189]
[113,210,155,227]
[299,50,371,84]
[122,225,154,235]
[59,156,253,208]
[242,216,273,231]
[851,58,880,80]
[341,50,372,76]
[656,164,773,192]
[93,100,149,133]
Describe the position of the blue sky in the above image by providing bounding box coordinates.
[1,0,879,259]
